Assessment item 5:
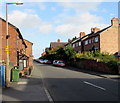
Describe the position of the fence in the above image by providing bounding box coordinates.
[0,65,5,87]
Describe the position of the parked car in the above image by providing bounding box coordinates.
[46,60,52,64]
[38,59,44,63]
[53,60,58,65]
[53,60,66,67]
[43,60,48,64]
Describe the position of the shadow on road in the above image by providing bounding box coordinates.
[2,62,120,102]
[2,77,49,102]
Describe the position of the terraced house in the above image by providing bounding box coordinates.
[69,18,119,55]
[0,17,33,77]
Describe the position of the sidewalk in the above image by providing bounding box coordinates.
[2,65,50,102]
[66,66,120,80]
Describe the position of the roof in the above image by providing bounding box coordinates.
[71,25,112,44]
[0,17,27,48]
[50,42,67,48]
[24,39,33,45]
[84,25,112,40]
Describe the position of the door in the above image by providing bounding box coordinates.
[19,60,24,70]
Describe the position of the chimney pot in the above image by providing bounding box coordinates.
[111,18,119,27]
[80,32,85,38]
[91,27,100,33]
[68,39,71,42]
[58,39,60,43]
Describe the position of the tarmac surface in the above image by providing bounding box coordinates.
[2,64,50,102]
[1,62,120,102]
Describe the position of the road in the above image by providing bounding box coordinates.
[34,62,119,102]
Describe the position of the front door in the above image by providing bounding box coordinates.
[19,60,24,70]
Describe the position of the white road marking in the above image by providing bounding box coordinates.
[17,82,27,85]
[38,66,54,103]
[44,87,54,103]
[84,81,106,91]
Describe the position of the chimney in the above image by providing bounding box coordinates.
[80,32,85,38]
[91,27,100,33]
[68,39,71,42]
[111,18,119,27]
[58,39,60,43]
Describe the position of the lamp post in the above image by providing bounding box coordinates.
[5,2,23,87]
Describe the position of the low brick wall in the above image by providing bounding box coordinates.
[68,59,118,74]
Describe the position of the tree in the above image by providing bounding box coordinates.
[64,45,76,61]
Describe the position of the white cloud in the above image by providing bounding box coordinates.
[24,9,35,13]
[59,2,100,13]
[8,10,41,29]
[39,22,53,34]
[8,10,53,34]
[51,7,56,11]
[39,3,46,10]
[54,12,109,37]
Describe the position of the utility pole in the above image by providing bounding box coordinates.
[5,2,23,87]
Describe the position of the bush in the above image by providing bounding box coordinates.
[75,51,119,73]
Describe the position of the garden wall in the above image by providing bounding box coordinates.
[69,59,118,74]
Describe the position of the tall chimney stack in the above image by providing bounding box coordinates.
[58,39,60,43]
[111,18,119,27]
[80,32,85,38]
[91,27,100,33]
[68,39,71,42]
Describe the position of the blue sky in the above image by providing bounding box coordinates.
[1,0,119,58]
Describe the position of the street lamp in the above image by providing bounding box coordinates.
[5,2,23,87]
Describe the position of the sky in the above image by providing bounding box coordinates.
[1,0,119,58]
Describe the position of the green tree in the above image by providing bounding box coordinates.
[64,45,76,61]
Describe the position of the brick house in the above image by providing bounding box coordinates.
[24,39,33,69]
[50,39,67,50]
[83,18,119,54]
[71,18,119,55]
[0,17,33,77]
[71,32,88,53]
[42,39,67,56]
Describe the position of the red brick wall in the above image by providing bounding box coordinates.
[0,19,26,67]
[0,19,18,66]
[24,39,33,67]
[69,59,118,74]
[83,36,100,51]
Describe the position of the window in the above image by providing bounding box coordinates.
[73,44,75,47]
[23,60,27,68]
[89,39,91,44]
[92,38,94,43]
[95,37,99,42]
[85,40,88,45]
[79,42,81,46]
[76,43,79,47]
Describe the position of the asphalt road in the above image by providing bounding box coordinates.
[34,62,119,102]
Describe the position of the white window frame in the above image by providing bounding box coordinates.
[76,43,79,47]
[23,60,27,68]
[89,39,91,44]
[85,40,88,45]
[95,37,99,42]
[73,44,75,47]
[79,42,81,46]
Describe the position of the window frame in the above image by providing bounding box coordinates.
[94,37,99,42]
[85,40,88,45]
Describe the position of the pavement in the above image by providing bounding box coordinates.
[2,64,50,102]
[66,66,120,81]
[1,63,120,102]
